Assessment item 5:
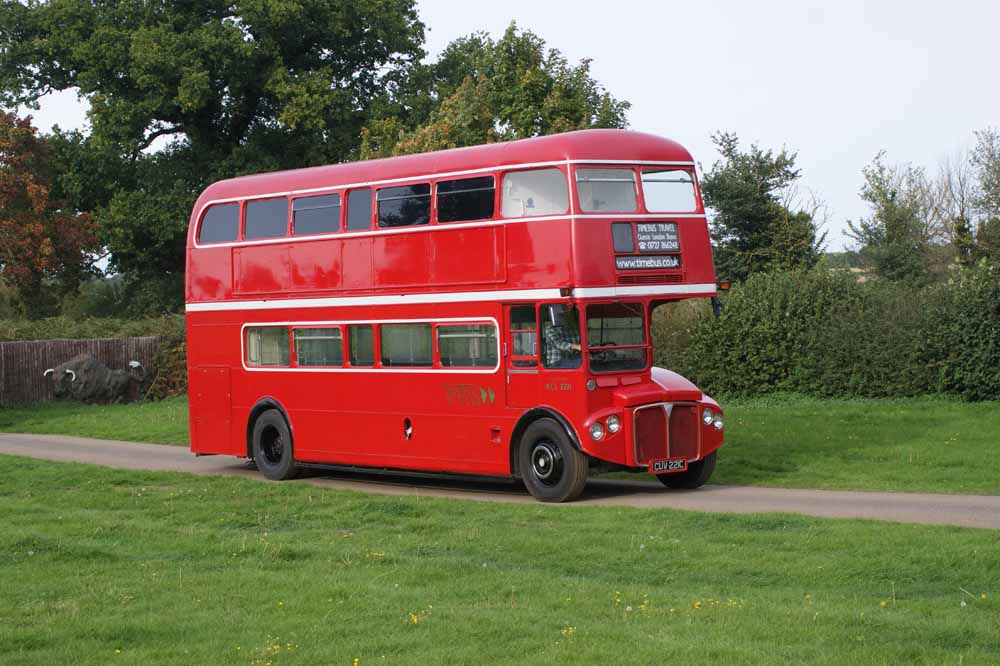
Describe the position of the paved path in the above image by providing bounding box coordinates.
[2,433,998,530]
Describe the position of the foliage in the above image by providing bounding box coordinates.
[970,127,1000,262]
[668,264,1000,401]
[144,336,188,400]
[700,133,825,282]
[0,0,426,314]
[2,458,998,665]
[360,23,630,158]
[0,314,183,342]
[0,112,98,317]
[846,153,936,282]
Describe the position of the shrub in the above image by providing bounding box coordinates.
[662,264,1000,401]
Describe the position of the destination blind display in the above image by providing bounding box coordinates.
[636,223,679,252]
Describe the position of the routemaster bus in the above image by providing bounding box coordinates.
[185,129,724,502]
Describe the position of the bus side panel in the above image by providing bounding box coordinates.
[372,226,505,289]
[186,247,232,302]
[189,366,234,455]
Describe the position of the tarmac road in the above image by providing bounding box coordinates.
[2,432,998,530]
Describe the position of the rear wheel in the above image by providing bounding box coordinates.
[656,451,716,489]
[518,418,588,502]
[251,409,300,481]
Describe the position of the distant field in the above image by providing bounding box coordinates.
[0,457,996,666]
[1,395,997,495]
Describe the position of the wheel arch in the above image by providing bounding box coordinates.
[246,397,293,458]
[509,407,582,478]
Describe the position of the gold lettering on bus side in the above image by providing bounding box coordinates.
[544,383,573,392]
[445,384,496,406]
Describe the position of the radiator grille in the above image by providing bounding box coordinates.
[634,406,668,465]
[668,404,700,460]
[617,273,683,285]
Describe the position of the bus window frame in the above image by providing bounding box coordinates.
[290,191,345,237]
[572,165,641,215]
[500,165,572,219]
[243,195,292,241]
[583,300,651,374]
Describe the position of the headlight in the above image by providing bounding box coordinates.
[702,408,714,425]
[606,415,621,433]
[713,415,723,430]
[589,422,605,441]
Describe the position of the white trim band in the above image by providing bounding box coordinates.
[573,284,717,298]
[185,284,716,313]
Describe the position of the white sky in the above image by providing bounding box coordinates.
[26,0,999,250]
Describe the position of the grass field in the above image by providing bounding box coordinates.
[1,395,997,494]
[0,397,189,446]
[1,456,997,665]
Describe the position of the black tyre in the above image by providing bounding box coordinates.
[518,418,589,502]
[251,409,300,481]
[655,451,716,489]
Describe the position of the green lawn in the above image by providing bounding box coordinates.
[0,457,997,665]
[714,395,1000,494]
[0,397,189,446]
[1,395,998,494]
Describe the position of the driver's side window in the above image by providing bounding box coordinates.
[540,303,582,370]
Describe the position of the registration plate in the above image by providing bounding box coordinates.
[649,458,688,474]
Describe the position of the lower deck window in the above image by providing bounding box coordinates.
[438,324,498,367]
[349,325,375,366]
[294,328,343,366]
[381,324,433,366]
[246,327,290,367]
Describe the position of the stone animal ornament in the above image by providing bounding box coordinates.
[42,354,146,403]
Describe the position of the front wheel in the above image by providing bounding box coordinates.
[518,418,589,502]
[251,409,300,481]
[655,451,716,489]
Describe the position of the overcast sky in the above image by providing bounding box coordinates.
[26,0,998,250]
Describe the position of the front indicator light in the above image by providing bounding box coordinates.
[713,415,723,430]
[702,409,714,425]
[607,415,621,433]
[589,422,605,441]
[586,379,597,391]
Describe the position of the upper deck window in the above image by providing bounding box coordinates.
[293,194,341,236]
[245,198,289,240]
[198,203,239,244]
[378,184,431,228]
[641,169,698,213]
[501,168,569,218]
[576,168,637,213]
[346,188,372,231]
[437,176,495,223]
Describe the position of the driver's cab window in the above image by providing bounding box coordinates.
[540,303,582,369]
[509,305,538,367]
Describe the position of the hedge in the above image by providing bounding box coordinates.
[658,263,1000,401]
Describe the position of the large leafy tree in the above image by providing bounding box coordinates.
[359,23,630,158]
[700,132,825,282]
[0,112,97,317]
[0,0,426,312]
[846,153,936,283]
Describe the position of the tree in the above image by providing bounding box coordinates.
[0,0,426,313]
[0,112,97,317]
[971,127,1000,262]
[699,132,826,282]
[360,23,630,158]
[846,153,936,283]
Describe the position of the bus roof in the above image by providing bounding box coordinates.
[195,129,694,204]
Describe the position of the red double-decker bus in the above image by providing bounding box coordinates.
[185,129,724,502]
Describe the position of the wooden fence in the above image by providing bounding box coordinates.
[0,337,162,406]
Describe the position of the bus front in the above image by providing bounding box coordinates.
[517,156,723,501]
